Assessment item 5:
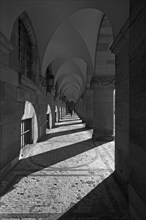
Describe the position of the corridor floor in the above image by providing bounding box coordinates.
[0,114,129,220]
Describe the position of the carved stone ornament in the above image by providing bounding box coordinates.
[90,75,115,88]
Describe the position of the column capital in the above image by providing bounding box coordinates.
[90,75,115,89]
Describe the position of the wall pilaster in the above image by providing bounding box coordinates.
[91,75,114,141]
[83,88,93,128]
[110,19,129,192]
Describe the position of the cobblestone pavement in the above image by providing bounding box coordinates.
[0,114,129,220]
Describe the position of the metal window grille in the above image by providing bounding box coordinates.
[18,19,33,79]
[21,118,32,149]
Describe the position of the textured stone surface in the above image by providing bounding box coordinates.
[0,114,129,219]
[129,1,146,219]
[93,85,114,139]
[112,20,129,191]
[84,89,93,128]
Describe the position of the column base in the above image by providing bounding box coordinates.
[85,123,93,129]
[92,133,114,142]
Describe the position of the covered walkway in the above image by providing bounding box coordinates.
[0,114,129,219]
[0,1,146,219]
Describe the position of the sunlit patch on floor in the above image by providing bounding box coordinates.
[0,114,129,219]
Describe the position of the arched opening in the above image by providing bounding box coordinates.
[55,105,59,123]
[20,101,38,157]
[46,104,52,130]
[59,106,62,119]
[9,11,40,84]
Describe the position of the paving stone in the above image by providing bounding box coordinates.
[0,114,129,219]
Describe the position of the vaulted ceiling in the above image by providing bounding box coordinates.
[0,0,129,103]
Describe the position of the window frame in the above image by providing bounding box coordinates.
[18,19,33,79]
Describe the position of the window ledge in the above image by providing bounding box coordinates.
[21,74,38,91]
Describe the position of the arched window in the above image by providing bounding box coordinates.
[9,12,40,83]
[46,64,54,93]
[18,19,33,79]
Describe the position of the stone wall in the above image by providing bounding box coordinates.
[0,81,21,170]
[111,20,129,191]
[111,1,146,218]
[129,1,146,219]
[75,98,85,122]
[0,65,54,173]
[84,88,93,128]
[0,32,64,178]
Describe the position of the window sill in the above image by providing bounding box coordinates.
[20,74,37,91]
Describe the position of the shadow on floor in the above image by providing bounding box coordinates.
[0,173,130,219]
[58,172,129,220]
[55,121,84,128]
[28,138,98,169]
[0,137,109,197]
[58,118,81,123]
[0,115,129,219]
[42,127,91,142]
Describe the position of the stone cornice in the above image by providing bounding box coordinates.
[110,19,129,54]
[0,32,13,54]
[90,75,115,89]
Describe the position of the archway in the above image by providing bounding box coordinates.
[46,104,52,130]
[20,101,38,157]
[55,105,59,123]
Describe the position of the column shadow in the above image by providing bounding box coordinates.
[55,121,84,128]
[42,127,91,142]
[58,172,129,220]
[0,138,109,197]
[58,115,81,122]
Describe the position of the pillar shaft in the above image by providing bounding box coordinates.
[84,88,93,128]
[91,75,114,141]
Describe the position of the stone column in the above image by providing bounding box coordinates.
[91,75,114,141]
[74,98,83,120]
[84,88,93,128]
[82,97,86,123]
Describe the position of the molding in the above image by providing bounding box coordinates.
[0,62,19,87]
[0,156,19,183]
[19,12,38,50]
[90,75,115,88]
[20,74,37,91]
[0,32,13,54]
[110,19,129,54]
[130,3,146,31]
[20,74,43,95]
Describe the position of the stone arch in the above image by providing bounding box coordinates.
[51,57,87,102]
[41,8,103,77]
[94,15,115,78]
